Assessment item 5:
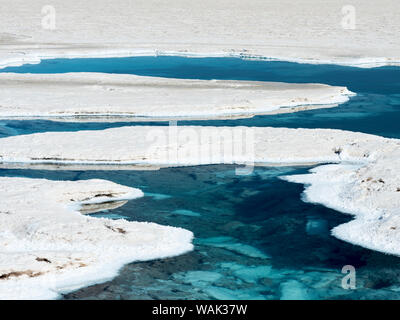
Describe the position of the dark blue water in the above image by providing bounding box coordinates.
[1,56,400,299]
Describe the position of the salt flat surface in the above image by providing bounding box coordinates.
[1,126,399,256]
[1,0,399,67]
[0,126,389,166]
[0,177,193,299]
[0,73,353,121]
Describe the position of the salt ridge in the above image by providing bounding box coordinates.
[0,73,354,121]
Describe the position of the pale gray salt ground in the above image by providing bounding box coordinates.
[2,0,400,67]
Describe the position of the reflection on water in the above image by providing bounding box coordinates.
[1,165,400,300]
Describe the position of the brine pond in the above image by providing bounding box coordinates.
[1,56,400,299]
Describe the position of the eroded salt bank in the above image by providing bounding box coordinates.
[0,177,193,299]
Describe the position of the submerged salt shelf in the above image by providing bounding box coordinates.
[3,165,400,300]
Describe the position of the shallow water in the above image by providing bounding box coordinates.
[1,57,400,299]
